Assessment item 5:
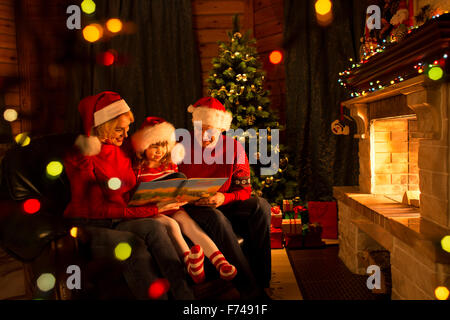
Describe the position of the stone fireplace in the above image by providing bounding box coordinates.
[334,19,450,300]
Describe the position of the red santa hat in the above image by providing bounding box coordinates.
[75,91,131,156]
[131,116,185,164]
[187,97,233,131]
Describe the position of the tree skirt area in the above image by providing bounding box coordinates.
[286,245,389,300]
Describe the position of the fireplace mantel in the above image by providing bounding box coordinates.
[342,75,447,141]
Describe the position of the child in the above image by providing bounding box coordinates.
[131,116,237,284]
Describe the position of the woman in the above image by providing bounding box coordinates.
[63,91,193,299]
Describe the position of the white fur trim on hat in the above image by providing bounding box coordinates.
[74,135,102,156]
[170,143,185,164]
[131,121,176,154]
[93,99,130,127]
[189,106,233,131]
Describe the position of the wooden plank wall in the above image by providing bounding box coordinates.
[192,0,286,124]
[253,0,285,124]
[0,0,21,136]
[192,0,246,96]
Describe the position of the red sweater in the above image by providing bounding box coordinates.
[63,142,158,219]
[178,134,251,206]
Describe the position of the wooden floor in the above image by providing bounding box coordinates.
[266,249,303,300]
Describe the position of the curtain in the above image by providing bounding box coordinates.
[284,0,369,201]
[65,0,202,133]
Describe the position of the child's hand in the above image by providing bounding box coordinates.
[194,192,225,208]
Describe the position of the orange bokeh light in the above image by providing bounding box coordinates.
[269,50,283,65]
[83,24,103,43]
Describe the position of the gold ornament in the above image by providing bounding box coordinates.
[233,32,242,39]
[258,106,262,111]
[268,135,271,142]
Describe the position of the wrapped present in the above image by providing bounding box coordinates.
[282,200,294,213]
[281,219,302,234]
[271,206,283,228]
[284,233,303,249]
[270,227,283,249]
[308,201,338,239]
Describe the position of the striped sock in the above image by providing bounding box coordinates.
[209,251,237,281]
[188,245,205,284]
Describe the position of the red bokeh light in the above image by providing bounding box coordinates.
[97,51,115,66]
[269,50,283,65]
[148,278,170,299]
[23,199,41,214]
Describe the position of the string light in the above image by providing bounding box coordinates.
[3,108,18,122]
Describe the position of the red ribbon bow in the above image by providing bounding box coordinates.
[271,206,281,215]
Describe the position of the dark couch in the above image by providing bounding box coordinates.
[0,133,241,300]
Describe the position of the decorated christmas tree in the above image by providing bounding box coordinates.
[206,15,298,205]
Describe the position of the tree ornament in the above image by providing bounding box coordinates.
[246,115,256,125]
[258,106,263,111]
[233,32,242,39]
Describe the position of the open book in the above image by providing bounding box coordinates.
[128,172,228,206]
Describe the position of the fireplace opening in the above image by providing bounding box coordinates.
[370,116,420,207]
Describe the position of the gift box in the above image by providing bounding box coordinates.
[270,227,283,249]
[308,201,338,239]
[271,206,283,228]
[284,233,303,249]
[284,223,325,248]
[281,219,302,234]
[282,200,294,213]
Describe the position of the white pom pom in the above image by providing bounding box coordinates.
[170,143,186,164]
[187,105,195,113]
[74,135,102,156]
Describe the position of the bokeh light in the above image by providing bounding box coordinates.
[3,108,18,122]
[441,235,450,253]
[70,227,78,238]
[83,24,103,43]
[15,133,30,147]
[106,18,123,33]
[269,50,283,65]
[148,279,170,299]
[435,286,449,300]
[97,51,115,66]
[23,199,41,214]
[108,177,122,190]
[315,0,332,15]
[114,242,132,261]
[428,66,444,81]
[37,273,56,292]
[81,0,96,15]
[46,161,64,178]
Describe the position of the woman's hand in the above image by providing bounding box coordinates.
[194,192,225,208]
[157,201,188,213]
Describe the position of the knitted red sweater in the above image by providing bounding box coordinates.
[64,142,158,219]
[178,134,251,206]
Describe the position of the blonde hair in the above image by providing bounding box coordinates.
[94,111,134,143]
[135,141,173,169]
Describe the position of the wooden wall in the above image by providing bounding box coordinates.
[0,0,21,137]
[192,0,286,125]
